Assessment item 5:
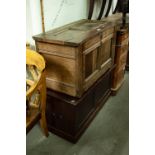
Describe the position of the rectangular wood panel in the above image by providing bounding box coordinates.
[99,39,112,65]
[37,42,76,59]
[85,52,93,78]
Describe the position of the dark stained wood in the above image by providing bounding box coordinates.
[46,66,114,143]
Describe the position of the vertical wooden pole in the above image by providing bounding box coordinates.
[40,0,45,33]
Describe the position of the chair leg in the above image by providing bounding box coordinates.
[40,71,49,137]
[40,112,49,137]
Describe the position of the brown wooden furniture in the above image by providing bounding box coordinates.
[101,13,129,94]
[26,49,48,137]
[33,19,116,97]
[46,66,114,143]
[111,28,129,94]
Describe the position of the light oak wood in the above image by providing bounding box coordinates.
[33,19,117,97]
[37,42,76,59]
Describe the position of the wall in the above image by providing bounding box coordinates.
[26,0,42,47]
[26,0,117,47]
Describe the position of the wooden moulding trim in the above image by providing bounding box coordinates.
[84,70,99,83]
[38,49,76,60]
[83,42,101,55]
[75,46,83,97]
[46,77,75,88]
[101,58,112,69]
[101,33,114,43]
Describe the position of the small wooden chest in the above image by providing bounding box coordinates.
[33,20,116,97]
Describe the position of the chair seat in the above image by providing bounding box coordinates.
[26,108,41,134]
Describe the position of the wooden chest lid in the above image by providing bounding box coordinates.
[101,13,129,25]
[33,19,112,47]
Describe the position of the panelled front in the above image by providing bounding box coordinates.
[83,35,100,91]
[83,28,115,91]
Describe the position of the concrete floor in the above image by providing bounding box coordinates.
[27,72,129,155]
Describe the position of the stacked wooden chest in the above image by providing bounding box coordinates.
[33,13,128,142]
[33,19,116,98]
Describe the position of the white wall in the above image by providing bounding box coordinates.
[26,0,42,47]
[44,0,88,31]
[26,0,117,46]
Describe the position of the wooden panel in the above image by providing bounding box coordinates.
[92,48,98,71]
[37,42,76,59]
[33,19,109,46]
[84,59,111,91]
[85,52,93,78]
[70,21,104,31]
[46,78,76,97]
[94,71,111,104]
[44,54,76,84]
[102,27,114,37]
[84,48,99,79]
[83,35,100,51]
[99,39,111,65]
[76,90,94,131]
[41,53,76,96]
[46,96,75,134]
[74,46,83,97]
[101,33,114,43]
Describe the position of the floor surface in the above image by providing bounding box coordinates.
[27,72,129,155]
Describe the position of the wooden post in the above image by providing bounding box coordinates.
[40,0,45,33]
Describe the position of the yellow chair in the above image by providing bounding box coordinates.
[26,49,48,137]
